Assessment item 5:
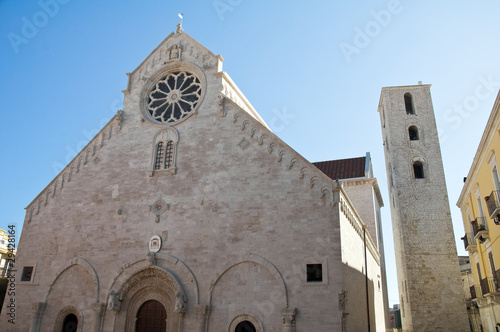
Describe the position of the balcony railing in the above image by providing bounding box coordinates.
[461,233,477,251]
[480,277,499,296]
[471,217,489,243]
[495,268,500,282]
[471,217,488,235]
[485,190,500,222]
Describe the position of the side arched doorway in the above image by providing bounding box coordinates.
[235,320,256,332]
[61,313,78,332]
[136,300,167,332]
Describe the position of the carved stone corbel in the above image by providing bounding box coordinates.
[107,290,122,314]
[116,110,124,130]
[218,94,226,117]
[147,251,157,266]
[281,307,297,332]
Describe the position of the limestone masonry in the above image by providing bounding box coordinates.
[2,28,389,331]
[378,85,469,331]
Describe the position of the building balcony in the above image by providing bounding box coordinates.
[480,277,500,296]
[461,233,477,253]
[471,217,489,243]
[485,190,500,224]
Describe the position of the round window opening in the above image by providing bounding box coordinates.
[235,321,256,332]
[147,71,202,124]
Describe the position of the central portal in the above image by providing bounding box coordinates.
[136,300,167,332]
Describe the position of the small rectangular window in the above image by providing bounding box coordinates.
[307,264,323,282]
[21,266,33,281]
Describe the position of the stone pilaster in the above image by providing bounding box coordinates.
[281,307,296,332]
[29,302,47,332]
[93,303,105,332]
[177,311,185,332]
[195,305,210,332]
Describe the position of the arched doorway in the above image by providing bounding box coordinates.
[235,320,256,332]
[61,313,78,332]
[136,300,167,332]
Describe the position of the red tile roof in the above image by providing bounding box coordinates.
[313,156,366,180]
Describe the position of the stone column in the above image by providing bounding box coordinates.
[177,312,185,332]
[281,307,296,332]
[195,305,210,332]
[93,303,105,332]
[29,302,47,332]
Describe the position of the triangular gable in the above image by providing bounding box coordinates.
[129,30,220,81]
[124,29,269,129]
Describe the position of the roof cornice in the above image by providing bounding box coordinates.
[457,90,500,206]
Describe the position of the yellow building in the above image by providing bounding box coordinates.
[0,228,14,277]
[457,91,500,331]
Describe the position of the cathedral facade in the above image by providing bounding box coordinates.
[2,29,388,331]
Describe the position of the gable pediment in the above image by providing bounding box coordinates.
[126,30,222,96]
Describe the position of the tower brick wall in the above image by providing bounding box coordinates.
[378,84,468,331]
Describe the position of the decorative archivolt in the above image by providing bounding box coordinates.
[107,253,200,306]
[53,305,83,332]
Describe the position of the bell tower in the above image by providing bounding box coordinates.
[378,84,468,331]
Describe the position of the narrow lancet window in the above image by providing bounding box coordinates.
[413,161,424,179]
[154,142,164,170]
[404,92,414,115]
[409,126,419,140]
[165,140,174,169]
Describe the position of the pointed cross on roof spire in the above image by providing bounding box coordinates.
[176,13,183,33]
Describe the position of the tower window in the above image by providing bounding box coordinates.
[413,161,424,179]
[307,264,323,282]
[404,93,414,115]
[409,126,419,140]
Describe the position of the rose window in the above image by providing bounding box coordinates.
[147,71,202,124]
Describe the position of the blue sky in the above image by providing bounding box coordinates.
[2,0,500,307]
